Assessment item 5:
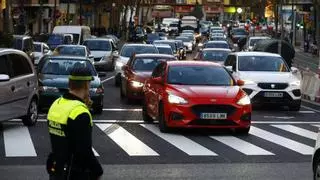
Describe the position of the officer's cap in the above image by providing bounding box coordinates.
[69,65,94,81]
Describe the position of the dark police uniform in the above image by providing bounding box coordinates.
[46,70,103,180]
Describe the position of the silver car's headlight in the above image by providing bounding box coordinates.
[290,81,301,87]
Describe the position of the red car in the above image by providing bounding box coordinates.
[120,54,176,102]
[142,61,252,133]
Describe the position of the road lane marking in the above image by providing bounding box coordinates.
[141,124,217,156]
[271,125,318,140]
[211,136,274,155]
[312,125,320,128]
[3,124,37,157]
[301,105,320,113]
[92,148,100,156]
[300,110,316,113]
[263,116,295,119]
[249,126,314,155]
[103,108,142,112]
[101,76,115,83]
[96,123,159,156]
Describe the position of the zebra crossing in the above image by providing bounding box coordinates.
[0,121,319,164]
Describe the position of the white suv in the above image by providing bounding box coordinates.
[224,52,301,111]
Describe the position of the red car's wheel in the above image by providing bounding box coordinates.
[158,103,170,133]
[235,127,250,135]
[142,100,153,123]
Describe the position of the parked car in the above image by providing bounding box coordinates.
[120,54,176,102]
[38,56,105,113]
[142,61,251,133]
[83,38,119,71]
[224,52,301,110]
[0,48,39,126]
[33,42,51,65]
[12,35,35,64]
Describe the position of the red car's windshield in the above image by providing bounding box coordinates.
[167,65,234,86]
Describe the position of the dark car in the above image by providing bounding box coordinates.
[38,56,105,113]
[120,54,176,102]
[12,35,35,64]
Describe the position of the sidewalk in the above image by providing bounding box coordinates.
[293,46,319,73]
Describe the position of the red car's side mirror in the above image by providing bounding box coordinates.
[152,77,163,84]
[237,79,245,86]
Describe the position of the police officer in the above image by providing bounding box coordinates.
[46,66,103,180]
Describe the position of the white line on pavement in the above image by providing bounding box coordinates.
[141,124,217,156]
[211,136,274,155]
[271,124,318,140]
[102,76,115,83]
[249,126,314,155]
[92,148,100,156]
[301,105,320,113]
[3,124,37,157]
[302,99,320,107]
[96,123,159,156]
[298,111,315,114]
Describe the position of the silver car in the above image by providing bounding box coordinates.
[0,49,39,126]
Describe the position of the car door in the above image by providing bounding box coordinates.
[148,63,166,117]
[0,54,17,121]
[7,53,35,117]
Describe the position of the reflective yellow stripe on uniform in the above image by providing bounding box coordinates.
[47,97,93,137]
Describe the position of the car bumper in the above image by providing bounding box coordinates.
[39,92,103,110]
[163,100,251,129]
[242,84,301,105]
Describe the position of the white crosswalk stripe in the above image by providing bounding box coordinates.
[3,124,37,157]
[249,126,314,155]
[141,124,217,156]
[1,123,319,158]
[96,123,159,156]
[271,125,318,140]
[211,136,274,155]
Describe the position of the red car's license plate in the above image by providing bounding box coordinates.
[200,113,227,119]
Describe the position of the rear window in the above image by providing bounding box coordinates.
[120,45,159,57]
[204,43,229,49]
[132,57,174,71]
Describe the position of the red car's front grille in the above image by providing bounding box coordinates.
[191,104,237,118]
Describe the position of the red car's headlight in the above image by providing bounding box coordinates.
[168,94,188,104]
[236,95,251,106]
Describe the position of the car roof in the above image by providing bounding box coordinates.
[123,43,155,47]
[13,35,32,39]
[0,48,29,55]
[56,45,86,48]
[248,36,271,40]
[154,40,176,42]
[46,55,90,60]
[33,42,44,45]
[84,38,112,41]
[167,60,222,67]
[135,54,175,58]
[207,41,228,44]
[233,51,282,57]
[202,48,232,52]
[154,44,171,48]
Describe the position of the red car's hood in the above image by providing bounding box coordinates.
[133,71,152,82]
[169,85,240,99]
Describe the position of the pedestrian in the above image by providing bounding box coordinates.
[46,66,103,180]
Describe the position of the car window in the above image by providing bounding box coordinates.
[0,55,10,75]
[8,54,32,77]
[238,56,289,72]
[152,63,164,78]
[34,44,42,52]
[167,66,234,86]
[24,39,34,51]
[201,51,230,62]
[205,43,229,49]
[54,46,86,56]
[120,45,158,57]
[41,59,97,75]
[83,40,112,51]
[157,47,173,55]
[13,39,23,50]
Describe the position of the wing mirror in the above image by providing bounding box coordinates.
[226,66,233,73]
[152,77,163,84]
[291,67,298,74]
[236,79,245,86]
[0,74,10,82]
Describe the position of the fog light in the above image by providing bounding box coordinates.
[170,112,184,121]
[292,89,301,97]
[240,113,251,121]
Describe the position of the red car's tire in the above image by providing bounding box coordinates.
[158,103,170,133]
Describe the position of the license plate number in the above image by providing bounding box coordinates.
[264,92,283,98]
[200,113,227,119]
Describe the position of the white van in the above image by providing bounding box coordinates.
[52,26,91,45]
[181,16,198,29]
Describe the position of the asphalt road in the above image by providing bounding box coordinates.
[0,42,319,179]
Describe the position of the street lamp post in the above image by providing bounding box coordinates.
[79,0,83,25]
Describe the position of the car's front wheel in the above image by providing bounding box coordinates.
[115,74,121,86]
[158,103,170,133]
[314,154,320,180]
[142,100,153,122]
[22,98,38,126]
